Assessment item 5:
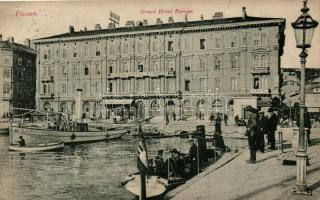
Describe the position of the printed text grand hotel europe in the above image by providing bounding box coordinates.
[33,8,285,120]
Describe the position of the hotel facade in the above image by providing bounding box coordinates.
[33,8,285,120]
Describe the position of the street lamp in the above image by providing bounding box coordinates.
[291,0,318,195]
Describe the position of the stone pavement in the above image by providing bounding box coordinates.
[166,131,320,200]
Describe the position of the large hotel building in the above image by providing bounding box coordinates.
[33,8,285,121]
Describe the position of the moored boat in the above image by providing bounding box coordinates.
[8,142,64,152]
[10,125,128,144]
[124,174,168,199]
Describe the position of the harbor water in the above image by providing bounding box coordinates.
[0,135,195,200]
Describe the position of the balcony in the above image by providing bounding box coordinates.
[41,76,54,82]
[166,70,176,77]
[250,89,269,94]
[106,91,180,98]
[107,71,165,79]
[39,93,54,99]
[251,67,270,74]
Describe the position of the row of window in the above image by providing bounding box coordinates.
[184,77,237,91]
[41,53,268,80]
[41,32,268,59]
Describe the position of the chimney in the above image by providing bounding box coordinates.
[136,21,143,27]
[168,17,174,23]
[142,19,148,26]
[0,34,2,41]
[184,15,188,22]
[242,7,247,19]
[200,14,204,20]
[156,18,163,25]
[24,38,31,47]
[108,23,115,29]
[8,37,14,43]
[69,25,75,33]
[84,27,87,31]
[212,12,223,19]
[95,24,101,30]
[125,20,135,27]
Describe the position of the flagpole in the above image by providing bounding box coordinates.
[138,125,147,200]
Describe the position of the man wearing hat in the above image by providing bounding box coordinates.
[257,110,267,153]
[246,107,258,163]
[267,108,277,150]
[188,139,198,175]
[154,150,165,178]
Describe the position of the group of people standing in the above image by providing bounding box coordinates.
[152,139,199,179]
[246,107,278,164]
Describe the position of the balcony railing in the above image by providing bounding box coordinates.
[41,76,54,82]
[250,89,269,94]
[105,91,180,98]
[39,93,54,99]
[251,67,270,74]
[107,71,165,79]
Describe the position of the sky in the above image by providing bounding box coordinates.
[0,0,319,68]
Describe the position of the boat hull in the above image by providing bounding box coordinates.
[124,175,168,198]
[10,126,128,144]
[8,142,64,152]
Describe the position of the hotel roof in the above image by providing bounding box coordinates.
[36,16,285,41]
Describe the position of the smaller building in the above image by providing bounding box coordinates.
[0,35,36,118]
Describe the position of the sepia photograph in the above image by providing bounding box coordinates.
[0,0,319,199]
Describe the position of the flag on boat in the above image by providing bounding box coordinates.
[137,126,148,175]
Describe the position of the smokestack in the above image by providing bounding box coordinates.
[0,34,2,41]
[75,89,82,120]
[184,15,188,22]
[242,7,247,19]
[200,14,204,20]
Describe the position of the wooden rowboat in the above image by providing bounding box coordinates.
[8,142,64,152]
[124,174,168,199]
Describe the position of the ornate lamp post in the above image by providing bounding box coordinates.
[291,0,318,195]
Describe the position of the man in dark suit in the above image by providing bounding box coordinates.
[257,111,267,153]
[188,139,198,176]
[246,107,258,164]
[267,108,277,150]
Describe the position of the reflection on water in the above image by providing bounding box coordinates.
[0,135,194,200]
[0,134,247,200]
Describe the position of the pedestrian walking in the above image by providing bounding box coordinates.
[224,114,228,126]
[235,114,239,126]
[246,107,258,164]
[165,112,169,125]
[267,108,277,150]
